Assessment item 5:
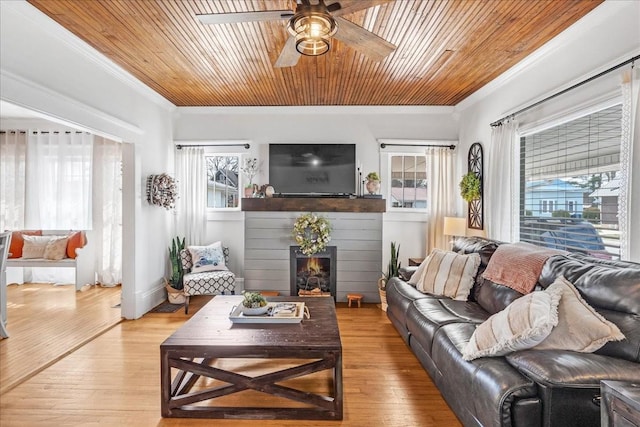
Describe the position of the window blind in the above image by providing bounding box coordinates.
[519,104,621,259]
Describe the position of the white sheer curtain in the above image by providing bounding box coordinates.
[426,147,456,252]
[93,137,122,286]
[486,120,519,242]
[619,66,640,261]
[0,131,27,231]
[175,147,206,245]
[25,131,93,229]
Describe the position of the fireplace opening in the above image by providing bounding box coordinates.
[290,246,337,300]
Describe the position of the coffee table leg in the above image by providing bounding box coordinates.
[335,350,343,419]
[160,349,171,417]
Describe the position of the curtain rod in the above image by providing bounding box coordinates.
[175,143,250,149]
[380,142,455,149]
[0,130,86,134]
[490,54,640,127]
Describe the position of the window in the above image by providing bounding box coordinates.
[389,155,427,209]
[520,104,621,258]
[206,155,240,209]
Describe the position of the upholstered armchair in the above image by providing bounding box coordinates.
[179,245,236,314]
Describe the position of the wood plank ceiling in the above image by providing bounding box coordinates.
[27,0,603,107]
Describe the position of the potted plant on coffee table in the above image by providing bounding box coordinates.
[378,241,400,312]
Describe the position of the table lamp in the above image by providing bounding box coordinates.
[443,217,466,249]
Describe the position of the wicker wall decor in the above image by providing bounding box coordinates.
[467,143,484,230]
[146,173,177,210]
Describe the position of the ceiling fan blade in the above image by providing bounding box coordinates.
[196,10,293,25]
[274,36,301,68]
[329,0,392,17]
[333,17,395,62]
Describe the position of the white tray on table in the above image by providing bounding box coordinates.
[229,302,308,324]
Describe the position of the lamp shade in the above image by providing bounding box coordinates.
[443,217,466,237]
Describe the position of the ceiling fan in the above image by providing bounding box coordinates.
[196,0,396,68]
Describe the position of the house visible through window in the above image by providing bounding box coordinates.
[206,155,239,209]
[390,155,427,209]
[520,104,621,258]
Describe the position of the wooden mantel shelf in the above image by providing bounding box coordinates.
[241,197,386,213]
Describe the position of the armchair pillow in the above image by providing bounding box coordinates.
[188,241,228,273]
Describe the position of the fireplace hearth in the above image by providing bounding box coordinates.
[290,246,337,300]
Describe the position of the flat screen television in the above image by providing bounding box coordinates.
[269,143,356,195]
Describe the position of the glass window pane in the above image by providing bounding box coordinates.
[390,155,427,209]
[206,155,239,209]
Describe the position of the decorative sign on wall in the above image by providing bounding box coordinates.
[467,142,484,230]
[146,173,177,210]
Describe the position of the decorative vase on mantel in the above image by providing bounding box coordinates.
[365,172,381,195]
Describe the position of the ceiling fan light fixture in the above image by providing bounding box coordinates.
[287,11,337,56]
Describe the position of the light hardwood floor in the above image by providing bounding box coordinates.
[0,290,461,427]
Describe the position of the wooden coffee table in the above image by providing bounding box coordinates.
[160,295,343,420]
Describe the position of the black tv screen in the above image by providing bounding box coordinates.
[269,144,356,195]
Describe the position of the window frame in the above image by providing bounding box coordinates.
[385,151,428,213]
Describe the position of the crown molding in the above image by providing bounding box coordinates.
[1,69,141,139]
[175,105,454,116]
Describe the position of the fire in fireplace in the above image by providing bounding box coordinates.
[290,246,337,299]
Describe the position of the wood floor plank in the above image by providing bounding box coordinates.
[0,283,123,394]
[0,296,461,426]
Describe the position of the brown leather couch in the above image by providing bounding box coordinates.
[386,236,640,427]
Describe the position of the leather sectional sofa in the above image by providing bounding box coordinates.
[386,236,640,427]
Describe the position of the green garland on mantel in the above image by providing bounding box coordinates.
[459,172,481,202]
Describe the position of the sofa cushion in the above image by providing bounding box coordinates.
[431,323,540,427]
[462,286,563,360]
[506,350,640,388]
[539,254,640,316]
[483,242,564,294]
[534,276,624,352]
[406,298,489,354]
[409,249,480,301]
[475,277,524,315]
[594,310,640,363]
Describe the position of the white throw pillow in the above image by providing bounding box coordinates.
[188,241,227,273]
[462,285,563,361]
[534,276,625,352]
[409,249,481,301]
[21,235,51,259]
[43,235,69,260]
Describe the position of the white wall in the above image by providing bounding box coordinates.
[0,1,176,318]
[173,106,459,278]
[455,0,640,261]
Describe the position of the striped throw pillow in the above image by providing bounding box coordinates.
[412,249,481,301]
[462,286,563,361]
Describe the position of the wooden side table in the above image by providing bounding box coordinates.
[601,380,640,427]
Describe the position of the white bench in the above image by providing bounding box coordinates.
[6,230,95,291]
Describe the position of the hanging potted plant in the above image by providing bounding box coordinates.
[378,241,400,312]
[165,236,187,304]
[459,171,481,202]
